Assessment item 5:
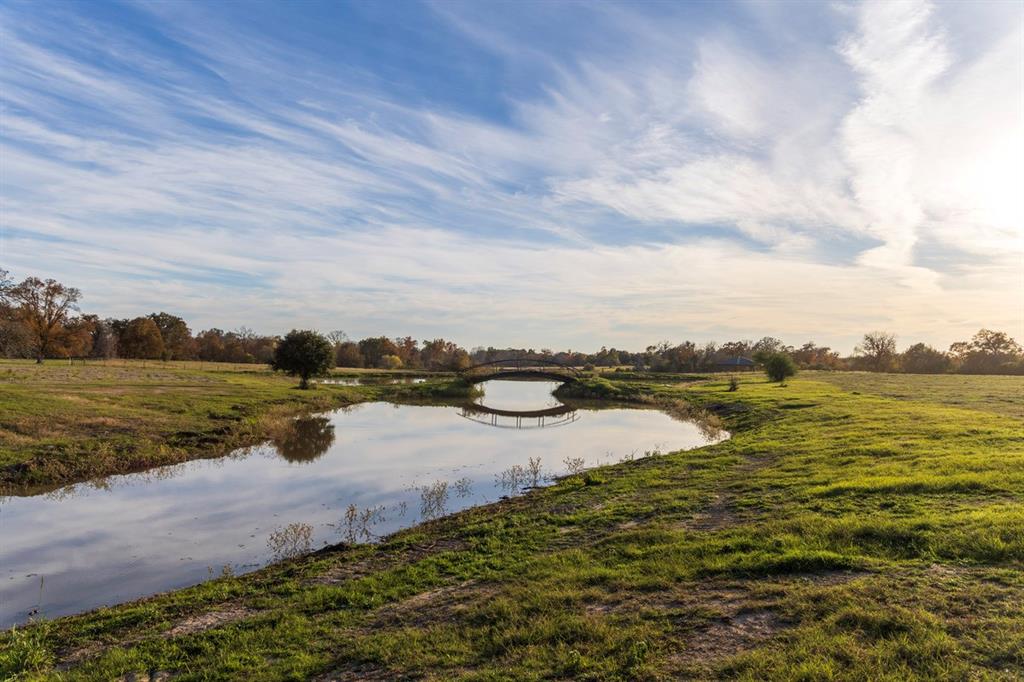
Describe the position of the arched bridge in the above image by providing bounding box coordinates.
[459,358,582,384]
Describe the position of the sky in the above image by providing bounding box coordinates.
[1,0,1021,353]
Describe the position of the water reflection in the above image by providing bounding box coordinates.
[453,477,473,498]
[472,378,562,411]
[272,416,336,463]
[0,380,728,626]
[419,480,449,520]
[318,376,428,386]
[459,404,580,429]
[464,378,578,429]
[496,457,547,493]
[266,522,313,560]
[339,504,387,543]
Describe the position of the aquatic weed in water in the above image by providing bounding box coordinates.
[453,477,473,498]
[420,480,449,520]
[266,522,313,560]
[563,456,586,475]
[497,465,526,492]
[341,504,386,543]
[526,457,544,487]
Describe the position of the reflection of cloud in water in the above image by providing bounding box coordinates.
[473,379,563,411]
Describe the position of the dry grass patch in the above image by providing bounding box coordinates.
[162,603,256,638]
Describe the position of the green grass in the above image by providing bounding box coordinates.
[1,369,1022,680]
[0,359,472,491]
[807,370,1024,419]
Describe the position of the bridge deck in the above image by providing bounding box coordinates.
[461,369,577,384]
[460,359,581,384]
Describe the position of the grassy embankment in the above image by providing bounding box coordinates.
[0,360,472,492]
[2,369,1023,680]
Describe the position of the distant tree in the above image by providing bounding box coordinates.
[148,312,193,360]
[752,337,787,364]
[0,318,32,358]
[221,331,252,363]
[334,341,363,367]
[393,336,420,368]
[0,269,31,358]
[659,341,699,372]
[764,352,797,383]
[119,317,165,359]
[594,346,622,367]
[950,329,1023,374]
[326,330,348,345]
[791,342,842,369]
[59,316,96,358]
[6,276,82,363]
[358,336,400,368]
[718,340,753,362]
[420,338,470,370]
[380,354,404,369]
[245,334,278,364]
[854,331,898,372]
[450,347,471,371]
[271,329,333,389]
[900,343,952,374]
[697,342,718,370]
[89,318,119,359]
[195,328,226,361]
[0,268,12,304]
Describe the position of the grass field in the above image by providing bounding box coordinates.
[0,360,464,492]
[2,369,1023,680]
[807,370,1024,420]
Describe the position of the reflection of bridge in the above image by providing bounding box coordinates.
[459,403,579,429]
[460,358,581,384]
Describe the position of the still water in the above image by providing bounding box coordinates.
[0,380,725,626]
[317,376,428,385]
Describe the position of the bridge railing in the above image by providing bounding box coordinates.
[459,357,582,381]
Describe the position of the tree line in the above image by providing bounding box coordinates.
[1,270,1021,375]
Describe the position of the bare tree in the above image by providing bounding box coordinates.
[0,271,32,358]
[855,331,897,372]
[0,268,12,304]
[7,276,82,363]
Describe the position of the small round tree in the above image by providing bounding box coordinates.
[271,330,333,389]
[764,352,797,383]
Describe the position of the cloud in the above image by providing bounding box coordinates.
[1,0,1020,351]
[839,0,1023,272]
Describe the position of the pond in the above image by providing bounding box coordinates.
[0,380,726,627]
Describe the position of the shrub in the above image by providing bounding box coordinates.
[764,353,797,383]
[271,329,333,389]
[728,376,740,391]
[380,354,403,369]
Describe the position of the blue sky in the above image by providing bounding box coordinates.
[1,0,1021,352]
